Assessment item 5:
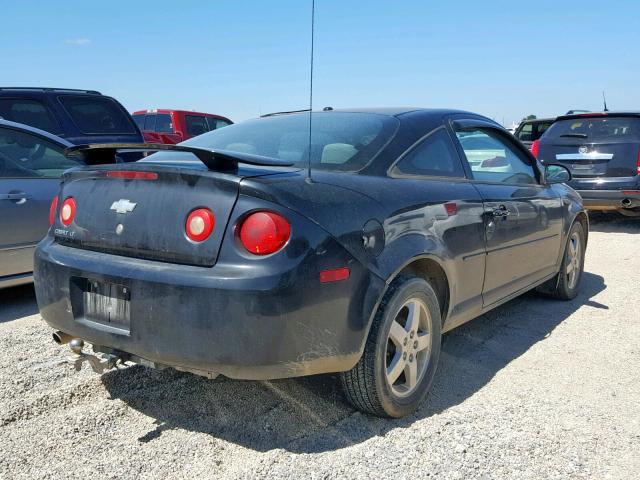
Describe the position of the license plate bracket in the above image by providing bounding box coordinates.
[79,279,131,333]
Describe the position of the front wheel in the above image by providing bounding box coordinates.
[340,276,442,418]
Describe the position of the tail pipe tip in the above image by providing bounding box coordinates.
[52,330,73,345]
[621,198,633,208]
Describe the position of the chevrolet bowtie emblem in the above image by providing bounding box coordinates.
[110,199,137,214]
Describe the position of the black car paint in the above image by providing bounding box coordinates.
[537,112,640,210]
[33,108,587,380]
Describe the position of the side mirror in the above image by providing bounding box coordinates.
[544,164,571,184]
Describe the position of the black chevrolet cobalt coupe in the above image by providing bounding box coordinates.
[34,108,588,417]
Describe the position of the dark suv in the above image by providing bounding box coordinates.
[0,88,143,157]
[534,112,640,216]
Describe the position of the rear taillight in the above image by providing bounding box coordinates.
[49,196,59,226]
[637,147,640,174]
[239,211,291,255]
[185,208,215,242]
[531,139,540,158]
[60,197,76,226]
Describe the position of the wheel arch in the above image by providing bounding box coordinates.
[384,254,451,325]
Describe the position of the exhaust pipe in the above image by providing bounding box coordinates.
[621,198,633,208]
[52,330,73,345]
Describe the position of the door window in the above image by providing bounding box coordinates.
[456,129,537,184]
[393,128,465,178]
[0,127,82,178]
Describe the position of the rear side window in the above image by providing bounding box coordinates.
[206,117,230,131]
[155,114,173,133]
[0,98,62,135]
[59,95,136,134]
[185,115,209,137]
[456,129,537,184]
[393,128,465,178]
[544,116,640,142]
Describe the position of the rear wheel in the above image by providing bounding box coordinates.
[341,276,442,418]
[550,221,586,300]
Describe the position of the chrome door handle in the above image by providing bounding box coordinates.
[492,206,510,217]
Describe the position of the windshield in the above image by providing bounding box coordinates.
[174,112,398,171]
[544,116,640,142]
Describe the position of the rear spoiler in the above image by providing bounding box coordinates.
[64,143,294,171]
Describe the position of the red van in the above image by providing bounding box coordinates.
[132,109,232,144]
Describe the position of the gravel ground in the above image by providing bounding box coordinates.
[1,213,639,479]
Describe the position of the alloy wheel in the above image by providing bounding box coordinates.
[385,298,432,397]
[566,231,582,289]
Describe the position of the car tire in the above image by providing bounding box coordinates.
[548,221,586,300]
[340,275,442,418]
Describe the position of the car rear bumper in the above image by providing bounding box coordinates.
[575,189,640,209]
[34,238,385,380]
[569,176,640,210]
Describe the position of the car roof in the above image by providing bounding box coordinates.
[261,106,487,119]
[133,109,231,119]
[0,119,73,146]
[0,87,102,96]
[555,111,640,121]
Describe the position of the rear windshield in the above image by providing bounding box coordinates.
[544,116,640,142]
[180,112,398,171]
[59,95,137,135]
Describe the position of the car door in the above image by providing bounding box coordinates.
[0,126,81,278]
[387,126,487,324]
[451,118,564,307]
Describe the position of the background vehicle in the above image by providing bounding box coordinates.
[132,109,232,144]
[514,117,555,148]
[533,112,640,217]
[0,119,82,288]
[0,88,143,162]
[35,108,587,418]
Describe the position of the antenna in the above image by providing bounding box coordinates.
[602,91,609,112]
[307,0,315,181]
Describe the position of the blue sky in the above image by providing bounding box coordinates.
[1,0,638,126]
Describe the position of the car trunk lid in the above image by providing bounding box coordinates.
[52,146,295,267]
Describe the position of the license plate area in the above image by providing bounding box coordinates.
[71,278,131,334]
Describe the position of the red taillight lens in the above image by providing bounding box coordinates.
[60,197,76,226]
[239,211,291,255]
[530,139,540,158]
[636,147,640,174]
[106,171,158,180]
[185,208,215,242]
[49,196,59,226]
